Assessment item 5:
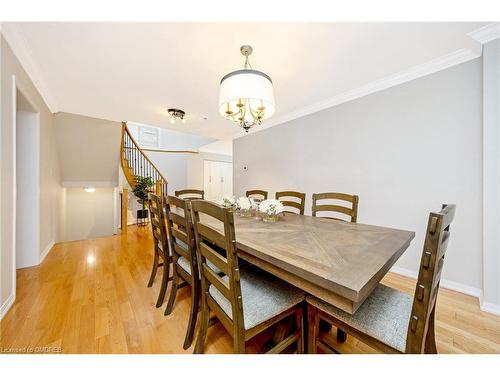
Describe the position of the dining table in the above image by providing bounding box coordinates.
[176,208,415,315]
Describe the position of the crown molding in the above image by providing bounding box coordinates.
[1,23,58,113]
[468,22,500,44]
[235,46,481,139]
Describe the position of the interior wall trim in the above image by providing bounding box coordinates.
[1,23,58,112]
[236,46,482,139]
[390,266,500,317]
[391,265,482,298]
[0,293,15,321]
[468,22,500,44]
[39,240,55,264]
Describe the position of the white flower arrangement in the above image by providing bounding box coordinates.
[258,199,284,215]
[220,196,236,208]
[236,197,252,210]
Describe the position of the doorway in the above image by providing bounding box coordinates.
[203,160,233,201]
[15,88,40,269]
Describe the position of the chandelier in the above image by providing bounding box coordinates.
[218,45,275,132]
[167,108,186,124]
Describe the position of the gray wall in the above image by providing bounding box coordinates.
[54,112,121,186]
[1,35,62,311]
[234,58,483,290]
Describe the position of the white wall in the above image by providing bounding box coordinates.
[60,188,116,242]
[482,39,500,314]
[234,58,483,292]
[129,121,217,193]
[198,139,233,156]
[1,35,62,316]
[15,109,40,269]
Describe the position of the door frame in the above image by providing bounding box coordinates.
[12,76,41,293]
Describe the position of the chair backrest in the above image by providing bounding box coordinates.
[311,192,359,223]
[246,189,268,200]
[275,191,306,215]
[175,189,205,200]
[405,204,456,353]
[190,200,244,333]
[165,195,197,277]
[148,193,169,257]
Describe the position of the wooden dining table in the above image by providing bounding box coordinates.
[177,208,415,315]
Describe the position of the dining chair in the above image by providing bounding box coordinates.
[163,195,201,349]
[164,195,225,349]
[246,189,268,200]
[190,200,305,354]
[312,192,359,223]
[175,189,205,200]
[275,191,306,215]
[306,204,456,354]
[147,193,172,308]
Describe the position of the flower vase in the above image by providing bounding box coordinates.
[262,212,279,222]
[240,208,252,217]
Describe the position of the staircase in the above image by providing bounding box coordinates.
[120,121,168,197]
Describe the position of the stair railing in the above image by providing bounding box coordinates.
[120,121,168,198]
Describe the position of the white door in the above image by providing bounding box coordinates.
[203,160,233,201]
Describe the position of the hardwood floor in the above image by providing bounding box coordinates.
[1,225,499,354]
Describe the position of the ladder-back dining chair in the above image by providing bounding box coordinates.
[163,195,201,349]
[312,192,359,223]
[306,204,456,353]
[246,190,268,200]
[190,200,305,354]
[175,189,205,200]
[275,191,306,215]
[147,193,172,308]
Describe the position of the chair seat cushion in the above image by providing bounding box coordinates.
[209,267,304,330]
[306,284,412,352]
[177,256,221,275]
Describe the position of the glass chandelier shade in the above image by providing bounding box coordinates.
[218,46,275,132]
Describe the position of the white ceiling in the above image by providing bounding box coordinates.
[3,22,492,139]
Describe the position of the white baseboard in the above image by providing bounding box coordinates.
[480,300,500,316]
[391,266,500,316]
[390,266,482,298]
[0,293,15,320]
[39,239,55,264]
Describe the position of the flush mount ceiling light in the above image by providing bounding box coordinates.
[219,45,275,133]
[84,187,96,193]
[167,108,187,124]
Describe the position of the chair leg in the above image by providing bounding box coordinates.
[307,304,318,354]
[183,280,200,349]
[193,293,210,354]
[233,333,246,354]
[147,251,159,287]
[164,265,179,315]
[296,306,304,354]
[155,259,170,308]
[424,306,438,354]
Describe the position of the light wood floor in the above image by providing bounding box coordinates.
[1,225,499,354]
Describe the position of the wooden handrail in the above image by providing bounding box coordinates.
[120,121,168,198]
[122,122,168,183]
